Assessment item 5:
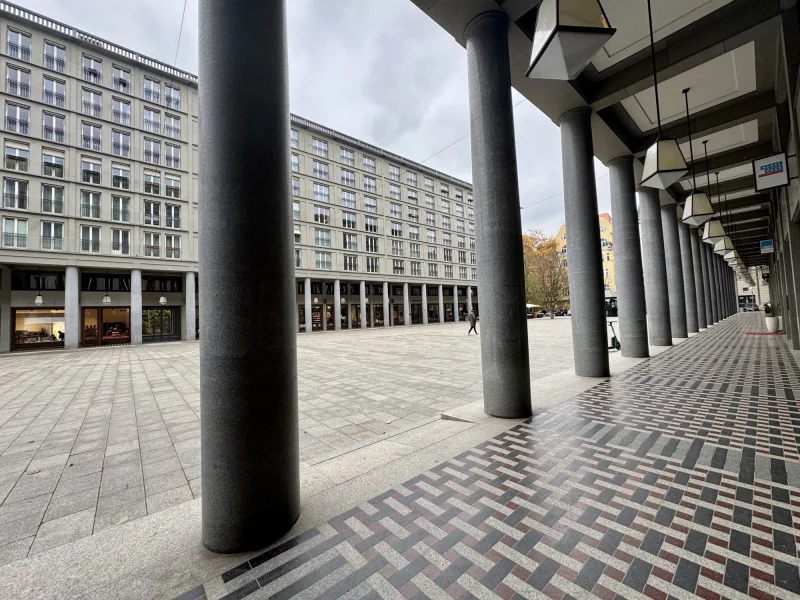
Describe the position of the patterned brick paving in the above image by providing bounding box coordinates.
[177,314,800,600]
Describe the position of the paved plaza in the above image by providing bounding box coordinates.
[0,318,576,565]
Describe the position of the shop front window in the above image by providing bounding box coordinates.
[13,309,65,349]
[101,308,130,344]
[142,307,180,343]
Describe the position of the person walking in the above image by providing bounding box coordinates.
[467,311,478,335]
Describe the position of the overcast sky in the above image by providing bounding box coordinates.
[16,0,612,235]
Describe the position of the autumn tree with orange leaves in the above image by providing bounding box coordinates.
[522,230,569,318]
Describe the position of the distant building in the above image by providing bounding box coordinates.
[555,212,615,293]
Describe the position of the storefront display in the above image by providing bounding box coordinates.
[13,309,65,350]
[143,307,180,343]
[82,307,131,346]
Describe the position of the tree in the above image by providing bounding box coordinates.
[523,232,569,319]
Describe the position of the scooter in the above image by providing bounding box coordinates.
[608,320,621,351]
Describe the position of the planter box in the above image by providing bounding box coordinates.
[766,316,779,333]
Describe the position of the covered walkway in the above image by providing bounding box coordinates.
[174,313,800,600]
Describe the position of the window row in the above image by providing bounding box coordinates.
[298,250,476,280]
[298,229,475,261]
[295,281,475,297]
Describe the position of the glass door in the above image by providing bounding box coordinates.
[325,305,334,329]
[101,308,131,345]
[82,308,100,346]
[298,304,305,332]
[428,304,439,322]
[312,304,323,331]
[393,304,404,326]
[374,305,385,327]
[411,304,422,324]
[350,305,361,329]
[445,303,454,322]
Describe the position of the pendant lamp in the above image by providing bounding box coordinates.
[680,93,714,226]
[702,158,725,244]
[640,0,687,188]
[34,271,43,305]
[526,0,616,80]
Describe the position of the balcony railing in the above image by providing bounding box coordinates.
[164,125,180,139]
[81,238,100,252]
[144,151,160,164]
[144,184,160,195]
[43,126,64,142]
[82,136,101,151]
[8,42,30,61]
[3,193,27,209]
[42,199,63,213]
[112,241,129,255]
[83,67,101,83]
[6,118,28,134]
[82,170,101,185]
[112,209,129,222]
[82,101,101,117]
[80,204,100,218]
[166,247,180,259]
[166,186,180,199]
[165,96,180,110]
[164,156,180,169]
[43,163,64,178]
[165,217,180,229]
[41,236,63,250]
[6,79,30,98]
[144,244,160,257]
[144,89,160,103]
[43,90,66,107]
[44,54,65,73]
[113,77,129,92]
[112,110,131,125]
[144,214,160,226]
[143,119,160,133]
[112,175,130,189]
[112,143,130,157]
[4,155,28,171]
[2,233,26,247]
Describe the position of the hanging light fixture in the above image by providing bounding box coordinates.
[526,0,616,80]
[159,296,167,305]
[680,92,714,227]
[101,271,112,304]
[33,270,43,305]
[703,171,726,244]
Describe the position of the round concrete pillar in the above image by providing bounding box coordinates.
[638,188,672,346]
[706,244,719,323]
[698,231,713,326]
[660,204,688,338]
[678,221,699,333]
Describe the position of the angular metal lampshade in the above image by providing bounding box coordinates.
[682,191,714,227]
[713,236,734,255]
[702,219,725,244]
[641,138,689,189]
[526,0,616,80]
[724,249,740,262]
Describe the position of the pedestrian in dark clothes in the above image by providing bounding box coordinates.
[467,311,478,335]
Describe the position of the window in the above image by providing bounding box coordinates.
[112,196,130,222]
[290,153,299,173]
[444,249,453,262]
[408,207,419,222]
[407,172,417,186]
[112,165,130,190]
[166,176,181,198]
[165,86,181,110]
[441,184,450,197]
[468,208,474,220]
[290,129,298,148]
[43,152,64,178]
[41,184,63,214]
[165,204,181,229]
[81,159,101,185]
[460,267,468,280]
[41,221,63,251]
[441,200,450,214]
[312,161,329,180]
[82,122,102,150]
[363,176,377,193]
[295,249,301,268]
[144,139,161,164]
[365,236,378,253]
[341,190,356,208]
[144,78,160,103]
[443,233,452,246]
[81,225,100,253]
[456,220,465,233]
[111,65,130,92]
[42,77,65,108]
[455,190,463,202]
[469,223,475,235]
[342,211,357,229]
[144,232,160,257]
[442,217,451,230]
[340,147,355,166]
[390,202,402,218]
[292,178,300,196]
[341,169,355,187]
[470,238,476,250]
[3,178,27,209]
[606,253,611,262]
[411,262,421,276]
[6,66,30,98]
[166,234,181,259]
[405,225,422,242]
[314,229,331,247]
[343,233,357,251]
[389,165,400,181]
[410,243,420,258]
[2,217,27,247]
[389,184,401,200]
[472,268,477,280]
[427,229,436,244]
[405,191,418,206]
[426,211,436,226]
[363,156,376,173]
[601,238,609,248]
[313,183,329,202]
[44,41,65,73]
[456,204,464,218]
[293,201,300,220]
[313,206,329,224]
[364,196,377,213]
[459,251,467,264]
[6,102,29,134]
[112,131,130,157]
[428,264,438,277]
[393,260,404,275]
[315,251,332,270]
[41,112,63,142]
[367,257,379,273]
[445,265,454,279]
[144,200,160,226]
[391,222,402,237]
[83,56,102,83]
[80,191,101,218]
[4,142,28,172]
[425,195,434,209]
[457,235,466,249]
[391,240,403,256]
[424,178,434,192]
[164,114,180,139]
[427,246,438,260]
[8,30,31,62]
[110,98,131,126]
[312,138,328,158]
[112,228,130,255]
[82,88,102,117]
[344,255,358,272]
[144,172,160,194]
[165,145,180,168]
[471,252,476,264]
[365,216,377,233]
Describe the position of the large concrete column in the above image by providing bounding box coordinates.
[438,284,444,323]
[183,272,197,341]
[661,204,688,338]
[559,108,609,376]
[199,0,298,553]
[706,244,719,323]
[131,268,142,345]
[360,281,367,329]
[0,266,12,352]
[713,255,724,319]
[467,286,473,313]
[453,286,460,322]
[678,221,699,333]
[422,284,428,325]
[638,189,672,346]
[304,278,312,333]
[322,302,327,331]
[608,156,648,357]
[465,11,532,415]
[334,280,342,330]
[698,231,713,326]
[689,233,707,329]
[382,282,389,328]
[403,282,410,326]
[63,266,80,350]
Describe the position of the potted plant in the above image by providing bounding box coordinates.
[764,302,779,333]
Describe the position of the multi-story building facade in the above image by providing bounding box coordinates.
[0,2,477,351]
[556,212,616,293]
